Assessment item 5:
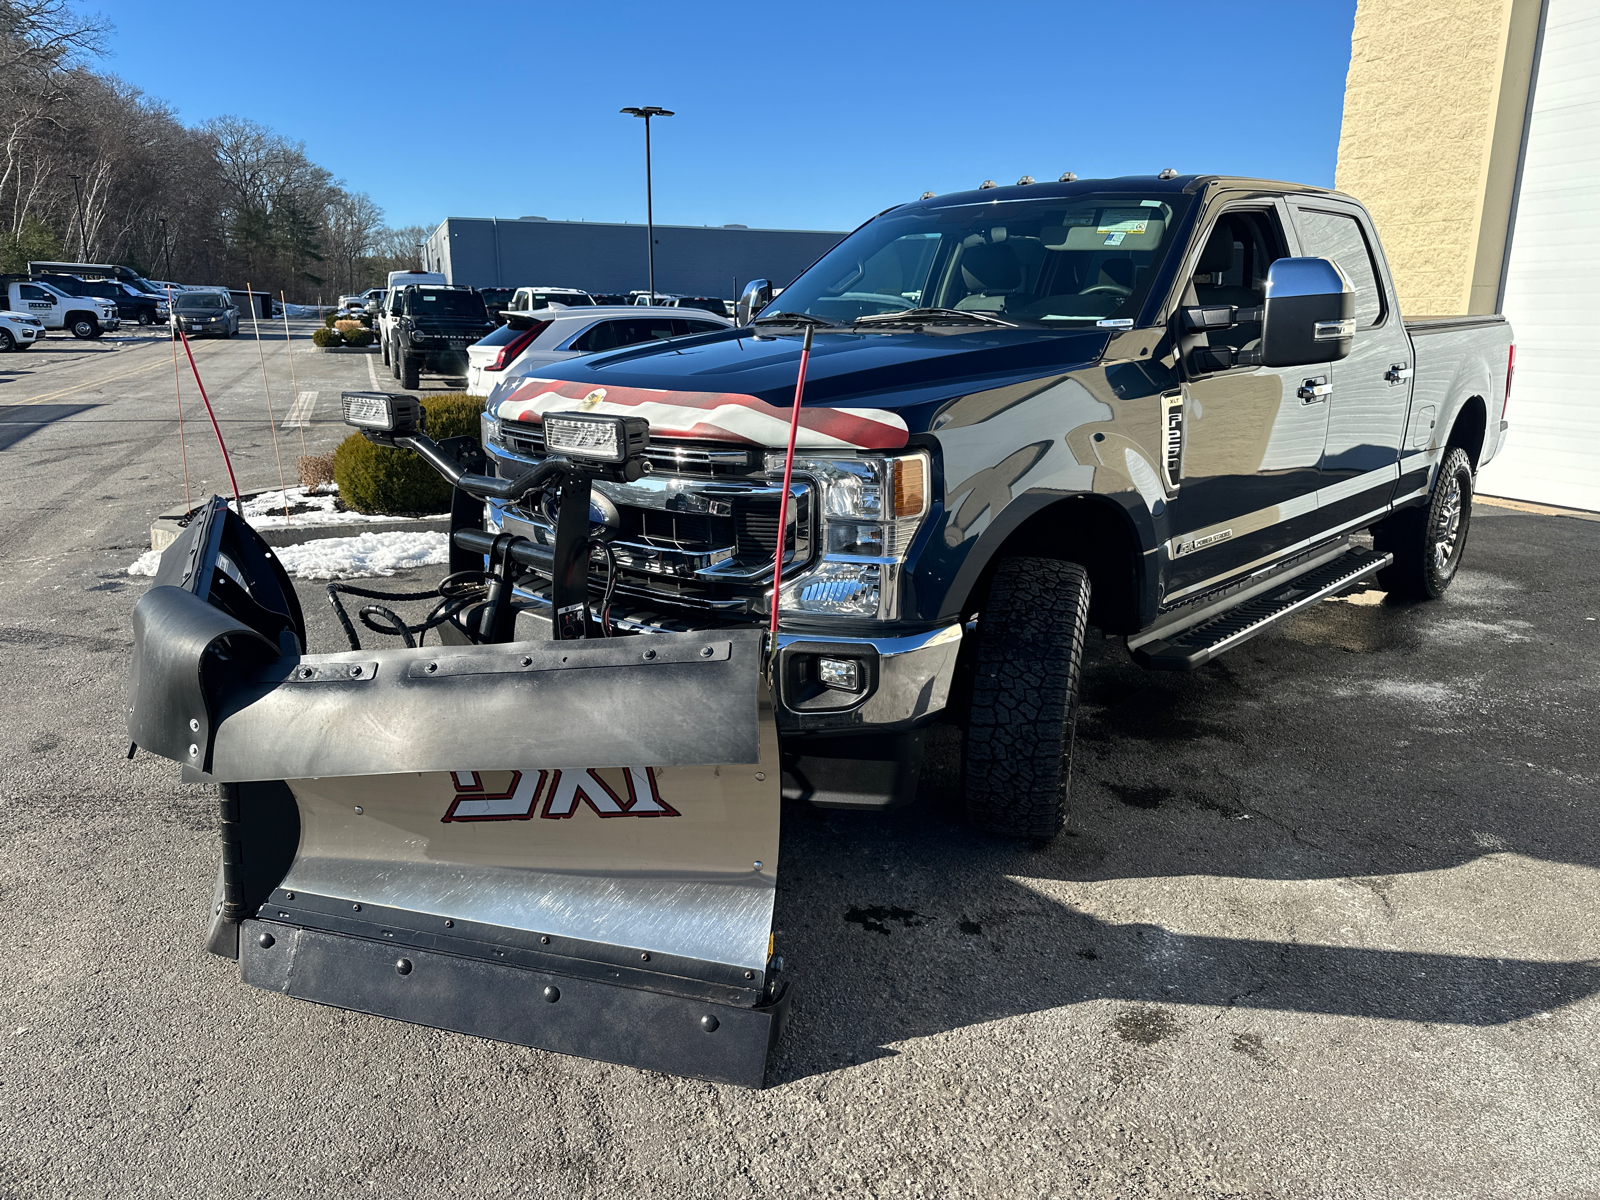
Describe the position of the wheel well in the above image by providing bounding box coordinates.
[965,496,1144,633]
[1448,395,1487,467]
[65,309,94,325]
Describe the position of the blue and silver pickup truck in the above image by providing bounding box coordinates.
[479,173,1513,836]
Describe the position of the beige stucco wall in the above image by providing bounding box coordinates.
[1335,0,1542,315]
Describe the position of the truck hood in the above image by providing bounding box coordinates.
[494,327,1111,450]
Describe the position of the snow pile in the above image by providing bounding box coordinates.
[237,485,433,529]
[273,531,449,579]
[129,530,448,581]
[281,303,328,318]
[127,548,163,577]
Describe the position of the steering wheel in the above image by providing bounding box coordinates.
[1080,284,1133,297]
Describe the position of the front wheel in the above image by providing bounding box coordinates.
[138,311,153,326]
[381,336,390,366]
[400,353,420,390]
[961,557,1091,840]
[1374,447,1474,600]
[0,329,14,352]
[71,316,98,340]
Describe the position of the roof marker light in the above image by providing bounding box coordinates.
[1059,171,1078,182]
[978,180,997,190]
[1158,168,1178,180]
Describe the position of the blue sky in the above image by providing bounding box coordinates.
[82,1,1358,235]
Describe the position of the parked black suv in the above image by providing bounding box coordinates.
[390,285,496,390]
[34,274,167,327]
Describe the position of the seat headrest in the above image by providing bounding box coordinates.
[1197,228,1237,274]
[960,242,1022,293]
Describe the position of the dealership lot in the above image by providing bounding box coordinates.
[1,336,1597,1197]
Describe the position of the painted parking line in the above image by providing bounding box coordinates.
[282,390,319,428]
[365,350,381,391]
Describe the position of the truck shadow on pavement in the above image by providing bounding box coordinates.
[0,403,97,451]
[767,550,1600,1082]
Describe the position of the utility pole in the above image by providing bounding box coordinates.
[620,107,674,303]
[158,217,172,278]
[68,174,89,260]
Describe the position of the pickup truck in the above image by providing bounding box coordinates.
[472,173,1512,837]
[1,277,121,338]
[34,273,168,327]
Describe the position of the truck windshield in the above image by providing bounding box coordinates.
[409,291,488,318]
[774,193,1194,328]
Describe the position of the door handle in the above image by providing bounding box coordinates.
[1298,376,1331,404]
[1385,363,1413,384]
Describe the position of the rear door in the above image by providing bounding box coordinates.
[1288,202,1413,529]
[1163,199,1333,599]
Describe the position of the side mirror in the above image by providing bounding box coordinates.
[1259,257,1353,367]
[735,278,773,326]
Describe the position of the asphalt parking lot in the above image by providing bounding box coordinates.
[1,330,1597,1198]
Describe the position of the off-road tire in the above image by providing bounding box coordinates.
[0,329,13,352]
[962,557,1091,840]
[382,336,390,366]
[400,353,420,390]
[1374,447,1474,600]
[391,341,402,379]
[70,315,98,340]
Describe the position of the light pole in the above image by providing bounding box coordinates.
[68,173,89,260]
[158,217,172,278]
[620,106,674,303]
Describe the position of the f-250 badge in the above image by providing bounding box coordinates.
[441,768,679,822]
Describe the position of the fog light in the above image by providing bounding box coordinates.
[818,657,860,692]
[543,411,650,463]
[342,391,422,434]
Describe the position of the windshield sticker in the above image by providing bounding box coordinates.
[1098,217,1149,234]
[1060,215,1094,226]
[1103,232,1127,246]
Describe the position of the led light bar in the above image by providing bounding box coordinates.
[341,391,423,434]
[543,412,649,463]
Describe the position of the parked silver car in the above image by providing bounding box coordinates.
[466,305,733,399]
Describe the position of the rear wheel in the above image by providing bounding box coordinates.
[400,353,420,390]
[961,557,1091,840]
[1374,447,1474,600]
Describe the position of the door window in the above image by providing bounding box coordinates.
[1292,208,1385,328]
[568,318,680,353]
[19,285,50,301]
[1189,209,1288,351]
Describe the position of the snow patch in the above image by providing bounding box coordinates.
[274,531,449,579]
[239,485,432,529]
[127,549,163,577]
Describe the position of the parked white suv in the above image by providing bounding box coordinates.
[0,309,45,350]
[466,305,732,399]
[2,280,119,338]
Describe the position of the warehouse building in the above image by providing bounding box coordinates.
[422,217,846,301]
[1337,0,1599,511]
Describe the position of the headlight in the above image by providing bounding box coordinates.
[765,451,930,620]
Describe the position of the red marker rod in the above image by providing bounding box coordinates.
[769,323,815,635]
[178,328,242,513]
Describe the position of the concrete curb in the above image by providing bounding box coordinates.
[150,511,450,552]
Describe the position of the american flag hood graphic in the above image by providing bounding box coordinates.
[494,378,911,451]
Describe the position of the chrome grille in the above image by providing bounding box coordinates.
[498,421,755,477]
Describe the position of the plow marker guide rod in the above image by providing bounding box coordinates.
[128,499,789,1087]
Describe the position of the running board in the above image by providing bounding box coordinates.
[1132,549,1391,671]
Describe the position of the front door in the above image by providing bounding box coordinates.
[1289,202,1414,528]
[1163,204,1332,601]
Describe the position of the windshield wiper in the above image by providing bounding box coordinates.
[750,311,839,328]
[854,307,1018,328]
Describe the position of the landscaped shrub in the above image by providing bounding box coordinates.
[311,327,341,348]
[323,312,338,328]
[334,319,364,338]
[343,327,374,347]
[333,393,487,514]
[297,452,336,491]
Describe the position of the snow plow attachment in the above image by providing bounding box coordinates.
[129,474,788,1086]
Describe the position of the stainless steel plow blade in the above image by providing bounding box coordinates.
[129,502,788,1087]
